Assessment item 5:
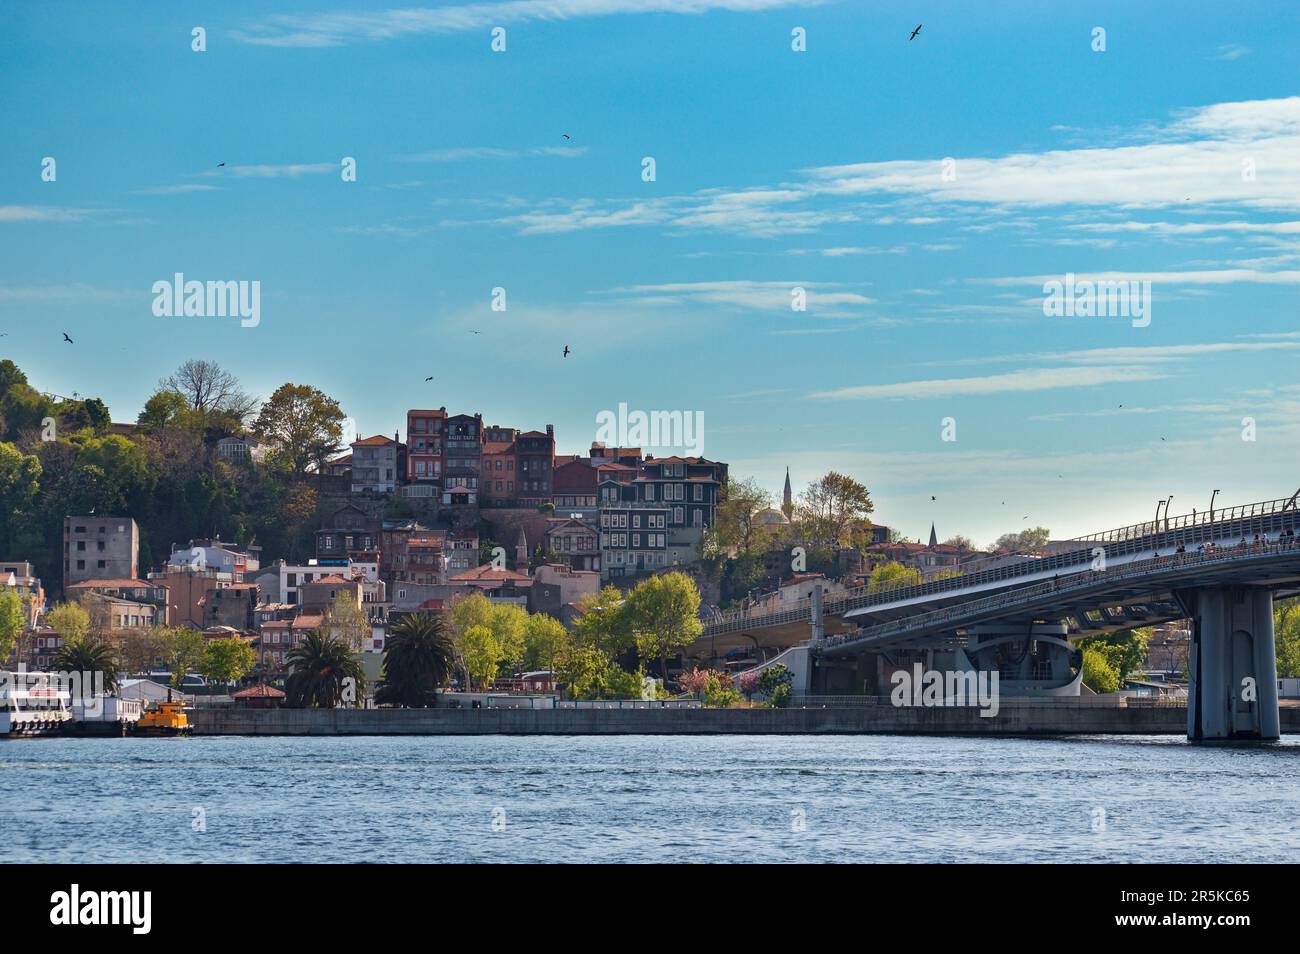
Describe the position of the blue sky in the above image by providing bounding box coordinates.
[2,0,1299,545]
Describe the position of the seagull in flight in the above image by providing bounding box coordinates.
[62,332,73,343]
[424,376,434,381]
[563,345,571,357]
[468,330,481,335]
[930,496,936,501]
[562,134,571,140]
[909,24,922,41]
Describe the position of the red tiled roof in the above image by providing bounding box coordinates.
[67,579,158,589]
[233,684,285,699]
[352,435,396,447]
[307,575,352,584]
[451,565,532,583]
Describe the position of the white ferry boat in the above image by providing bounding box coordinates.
[0,673,72,736]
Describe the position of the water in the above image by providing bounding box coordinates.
[3,734,1299,863]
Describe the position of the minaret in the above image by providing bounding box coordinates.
[782,467,793,518]
[928,523,938,548]
[515,527,528,569]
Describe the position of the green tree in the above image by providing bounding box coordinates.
[868,561,923,592]
[523,612,570,675]
[1080,627,1151,683]
[376,612,456,707]
[460,624,504,691]
[1275,599,1300,678]
[0,442,41,556]
[202,637,256,691]
[0,589,25,664]
[252,382,346,474]
[1081,647,1120,694]
[136,389,194,432]
[157,627,207,687]
[46,601,91,646]
[571,585,632,657]
[284,631,365,708]
[53,638,120,693]
[625,571,703,680]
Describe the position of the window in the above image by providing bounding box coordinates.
[694,484,703,501]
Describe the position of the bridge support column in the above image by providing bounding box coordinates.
[1186,587,1279,741]
[810,583,824,642]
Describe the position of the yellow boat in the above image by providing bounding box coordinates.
[135,693,192,737]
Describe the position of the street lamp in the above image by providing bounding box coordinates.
[1164,496,1174,532]
[1209,489,1221,523]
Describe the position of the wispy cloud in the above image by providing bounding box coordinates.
[811,366,1169,400]
[601,279,873,312]
[130,184,219,195]
[202,163,335,178]
[397,145,587,162]
[1212,43,1251,61]
[0,205,103,223]
[232,0,816,47]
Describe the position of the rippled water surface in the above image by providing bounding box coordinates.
[3,734,1299,863]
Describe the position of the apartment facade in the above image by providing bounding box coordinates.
[63,516,138,591]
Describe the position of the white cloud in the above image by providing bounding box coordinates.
[0,205,101,222]
[602,279,873,311]
[232,0,818,47]
[397,145,587,162]
[203,163,335,178]
[810,365,1168,400]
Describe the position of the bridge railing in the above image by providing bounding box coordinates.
[820,535,1300,652]
[703,496,1300,636]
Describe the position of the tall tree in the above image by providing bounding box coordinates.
[252,383,346,474]
[0,589,25,665]
[53,638,121,693]
[376,612,456,707]
[992,527,1051,552]
[160,360,257,422]
[704,475,774,557]
[46,602,91,646]
[201,636,257,691]
[625,571,703,680]
[284,631,365,708]
[796,471,874,547]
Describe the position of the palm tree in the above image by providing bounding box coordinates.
[53,638,120,694]
[284,631,365,708]
[376,612,455,707]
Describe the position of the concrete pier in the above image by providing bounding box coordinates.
[1186,587,1280,741]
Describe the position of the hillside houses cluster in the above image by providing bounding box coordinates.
[6,407,729,679]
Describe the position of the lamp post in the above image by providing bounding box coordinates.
[1209,489,1221,523]
[1164,496,1174,532]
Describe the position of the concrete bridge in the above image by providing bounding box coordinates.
[691,493,1300,741]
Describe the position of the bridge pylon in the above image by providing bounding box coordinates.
[1182,587,1280,741]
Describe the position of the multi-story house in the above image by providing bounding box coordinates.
[406,408,447,488]
[481,425,518,507]
[67,579,167,630]
[516,426,555,506]
[544,517,601,572]
[63,516,138,591]
[597,456,727,580]
[166,538,261,576]
[350,434,404,494]
[443,413,483,504]
[445,527,480,575]
[552,458,599,512]
[316,504,380,563]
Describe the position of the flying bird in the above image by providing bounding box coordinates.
[217,162,226,167]
[469,330,481,334]
[909,24,922,41]
[563,346,571,357]
[62,332,73,343]
[424,376,434,381]
[562,134,571,140]
[930,496,936,501]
